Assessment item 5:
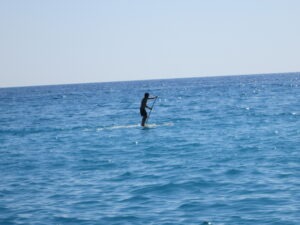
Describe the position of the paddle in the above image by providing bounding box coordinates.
[145,96,158,125]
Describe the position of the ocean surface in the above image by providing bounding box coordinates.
[1,73,300,225]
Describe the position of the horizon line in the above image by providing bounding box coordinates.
[1,71,299,89]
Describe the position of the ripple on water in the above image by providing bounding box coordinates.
[1,74,300,224]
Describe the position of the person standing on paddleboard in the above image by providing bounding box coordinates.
[140,93,157,126]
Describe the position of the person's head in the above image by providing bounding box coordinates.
[144,93,149,98]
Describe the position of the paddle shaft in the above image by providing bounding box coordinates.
[146,97,157,124]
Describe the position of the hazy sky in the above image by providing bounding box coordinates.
[1,0,299,87]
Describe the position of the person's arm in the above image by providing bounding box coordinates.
[148,96,158,100]
[146,96,158,109]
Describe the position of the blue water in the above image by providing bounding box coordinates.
[1,73,300,225]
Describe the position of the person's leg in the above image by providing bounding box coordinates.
[141,115,147,126]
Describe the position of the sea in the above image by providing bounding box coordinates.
[0,73,299,225]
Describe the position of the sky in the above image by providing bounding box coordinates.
[0,0,300,87]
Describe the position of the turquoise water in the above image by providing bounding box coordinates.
[1,73,300,225]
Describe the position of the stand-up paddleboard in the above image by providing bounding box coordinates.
[142,123,158,129]
[95,122,173,131]
[142,122,174,129]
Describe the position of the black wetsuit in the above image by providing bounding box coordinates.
[140,108,147,117]
[140,97,147,118]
